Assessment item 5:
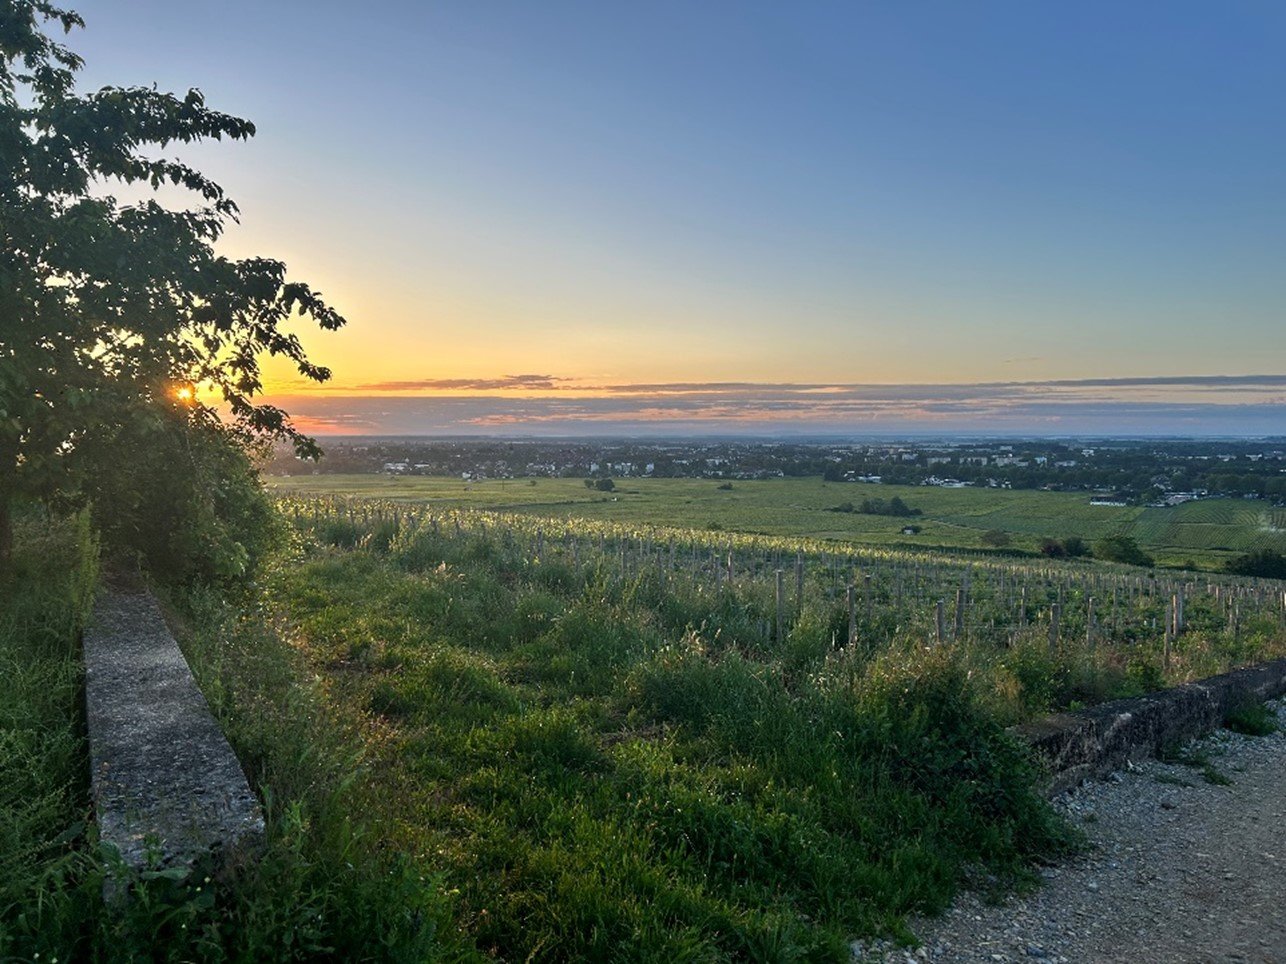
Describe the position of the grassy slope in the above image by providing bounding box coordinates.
[267,474,1286,567]
[265,525,1084,960]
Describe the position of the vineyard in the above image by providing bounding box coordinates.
[252,495,1286,958]
[280,494,1286,699]
[266,474,1286,567]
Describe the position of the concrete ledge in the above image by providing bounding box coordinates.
[1013,658,1286,794]
[84,591,263,875]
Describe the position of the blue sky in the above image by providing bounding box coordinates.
[73,1,1286,434]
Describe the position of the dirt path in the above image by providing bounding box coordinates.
[858,699,1286,963]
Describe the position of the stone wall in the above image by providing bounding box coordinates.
[1013,658,1286,794]
[83,591,263,877]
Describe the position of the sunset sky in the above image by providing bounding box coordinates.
[78,1,1285,435]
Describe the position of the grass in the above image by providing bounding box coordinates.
[1224,699,1279,737]
[245,513,1102,958]
[8,491,1281,959]
[1158,743,1233,787]
[0,510,99,958]
[266,474,1286,569]
[0,510,465,961]
[251,497,1286,954]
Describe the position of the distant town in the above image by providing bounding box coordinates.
[266,437,1286,507]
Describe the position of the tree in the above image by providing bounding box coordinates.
[1225,549,1286,580]
[1038,537,1066,558]
[0,2,344,571]
[1061,536,1088,558]
[980,529,1010,548]
[1093,535,1154,568]
[594,478,616,492]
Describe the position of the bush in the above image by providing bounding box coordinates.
[855,648,1079,861]
[1224,699,1278,736]
[1093,534,1153,568]
[1038,538,1065,558]
[981,529,1011,548]
[71,413,283,586]
[858,497,921,517]
[1040,536,1089,559]
[1225,549,1286,580]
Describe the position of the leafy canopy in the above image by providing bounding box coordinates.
[0,0,343,509]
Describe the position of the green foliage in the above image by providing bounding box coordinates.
[0,510,99,959]
[0,512,465,960]
[258,512,1091,957]
[1224,549,1286,579]
[980,529,1011,547]
[75,413,283,585]
[859,496,921,517]
[1039,536,1089,559]
[1224,699,1278,737]
[595,477,617,492]
[0,0,342,575]
[1093,535,1154,568]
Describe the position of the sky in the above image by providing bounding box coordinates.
[74,1,1286,436]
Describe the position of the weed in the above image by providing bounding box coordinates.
[1158,742,1233,787]
[1201,766,1233,787]
[1224,699,1278,737]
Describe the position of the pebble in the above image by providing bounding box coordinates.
[858,699,1286,963]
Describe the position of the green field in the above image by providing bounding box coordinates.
[267,474,1286,568]
[243,497,1284,958]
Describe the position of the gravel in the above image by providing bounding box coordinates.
[854,699,1286,964]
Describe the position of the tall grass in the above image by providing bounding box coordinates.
[0,509,100,957]
[259,515,1089,959]
[1,509,467,961]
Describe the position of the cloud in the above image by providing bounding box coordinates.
[260,374,1286,437]
[327,373,1286,399]
[350,374,571,392]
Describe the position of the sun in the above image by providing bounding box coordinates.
[175,386,194,402]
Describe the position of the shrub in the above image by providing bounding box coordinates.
[1093,534,1153,568]
[73,414,282,586]
[1224,699,1278,736]
[1039,536,1089,559]
[858,497,921,517]
[1224,549,1286,580]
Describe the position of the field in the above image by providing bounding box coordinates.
[267,474,1286,568]
[239,494,1284,957]
[8,493,1283,960]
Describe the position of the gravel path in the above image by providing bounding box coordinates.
[857,699,1286,964]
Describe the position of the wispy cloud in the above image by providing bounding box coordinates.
[325,373,1286,397]
[261,374,1286,437]
[352,374,571,392]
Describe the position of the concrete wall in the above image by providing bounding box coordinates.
[1013,658,1286,794]
[83,591,263,876]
